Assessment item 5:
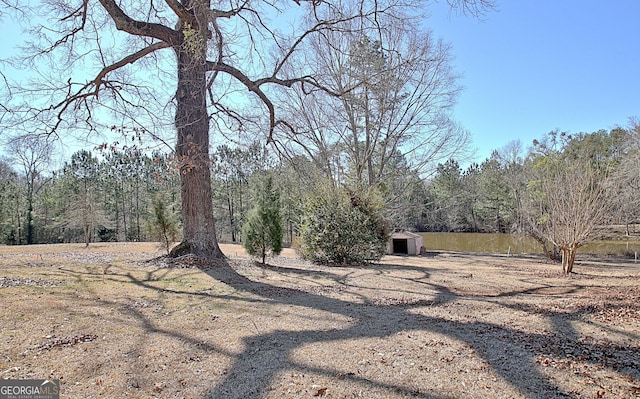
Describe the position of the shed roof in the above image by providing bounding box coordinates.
[390,231,422,240]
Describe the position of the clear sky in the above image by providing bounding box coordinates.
[426,1,640,163]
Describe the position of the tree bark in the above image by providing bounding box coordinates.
[566,243,579,274]
[561,245,578,274]
[566,249,576,274]
[170,30,223,259]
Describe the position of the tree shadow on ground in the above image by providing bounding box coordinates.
[195,259,640,399]
[19,249,638,398]
[49,255,639,398]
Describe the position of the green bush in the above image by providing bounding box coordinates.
[300,185,390,265]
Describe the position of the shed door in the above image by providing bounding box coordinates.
[393,239,408,254]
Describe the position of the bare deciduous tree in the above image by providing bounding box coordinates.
[272,15,469,189]
[523,157,611,273]
[8,135,53,244]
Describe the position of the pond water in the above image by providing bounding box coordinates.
[420,232,640,258]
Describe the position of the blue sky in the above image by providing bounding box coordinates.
[426,1,640,163]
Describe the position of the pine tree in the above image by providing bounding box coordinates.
[148,194,181,255]
[242,176,283,265]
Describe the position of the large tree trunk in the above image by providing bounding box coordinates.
[170,32,223,259]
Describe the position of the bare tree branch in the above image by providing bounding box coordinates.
[99,0,178,43]
[271,18,467,187]
[40,0,89,53]
[446,0,497,18]
[93,42,171,96]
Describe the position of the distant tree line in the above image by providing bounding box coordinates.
[424,127,639,235]
[1,124,638,271]
[0,131,427,245]
[0,146,180,245]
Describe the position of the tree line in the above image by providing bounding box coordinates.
[3,124,639,268]
[0,146,176,246]
[425,127,639,232]
[0,139,421,247]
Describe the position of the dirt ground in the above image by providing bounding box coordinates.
[0,242,639,399]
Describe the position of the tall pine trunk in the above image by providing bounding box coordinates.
[170,23,223,259]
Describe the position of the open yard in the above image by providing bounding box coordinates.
[0,243,639,399]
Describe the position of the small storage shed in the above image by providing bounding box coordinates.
[387,231,424,255]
